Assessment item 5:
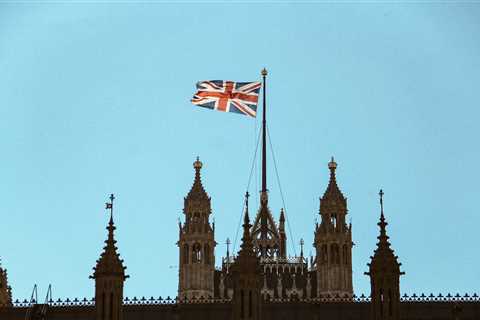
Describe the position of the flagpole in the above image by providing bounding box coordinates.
[261,68,267,197]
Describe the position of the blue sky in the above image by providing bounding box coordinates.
[0,2,479,301]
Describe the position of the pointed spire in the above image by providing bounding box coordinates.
[241,192,254,252]
[367,189,403,275]
[322,157,345,201]
[91,195,128,280]
[279,208,285,223]
[232,191,259,273]
[186,157,210,202]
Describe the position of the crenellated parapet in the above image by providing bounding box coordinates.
[7,292,480,308]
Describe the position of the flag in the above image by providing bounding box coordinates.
[191,80,261,117]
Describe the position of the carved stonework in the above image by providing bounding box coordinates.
[90,195,128,320]
[314,158,353,297]
[178,158,216,300]
[366,190,404,320]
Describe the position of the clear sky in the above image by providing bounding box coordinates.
[1,2,479,301]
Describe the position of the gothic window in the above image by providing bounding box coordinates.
[204,244,210,265]
[330,213,337,228]
[183,244,189,264]
[192,243,202,263]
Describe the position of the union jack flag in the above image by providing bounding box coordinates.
[191,80,261,118]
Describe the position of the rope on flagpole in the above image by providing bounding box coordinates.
[266,124,297,256]
[233,126,262,253]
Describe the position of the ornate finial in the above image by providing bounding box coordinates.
[261,68,268,76]
[379,189,384,216]
[226,237,231,257]
[91,195,128,280]
[328,156,337,170]
[300,238,304,257]
[279,208,285,222]
[193,156,203,170]
[106,193,115,222]
[244,191,250,223]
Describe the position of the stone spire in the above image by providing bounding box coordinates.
[321,157,346,210]
[366,190,404,320]
[91,205,127,280]
[91,194,128,320]
[178,158,215,300]
[186,157,210,203]
[314,157,353,297]
[367,190,403,276]
[0,260,12,307]
[232,192,262,320]
[239,193,255,257]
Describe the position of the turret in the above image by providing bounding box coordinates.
[314,158,353,297]
[90,194,128,320]
[365,190,404,320]
[178,157,216,300]
[231,192,262,320]
[0,261,12,307]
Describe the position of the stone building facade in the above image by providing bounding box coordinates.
[1,157,479,320]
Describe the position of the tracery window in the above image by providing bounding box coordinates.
[192,243,202,263]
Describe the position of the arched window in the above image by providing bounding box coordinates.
[183,244,189,264]
[204,244,210,265]
[192,243,202,263]
[330,213,337,228]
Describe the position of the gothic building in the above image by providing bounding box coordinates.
[0,72,479,319]
[0,157,479,319]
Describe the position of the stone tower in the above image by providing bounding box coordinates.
[0,262,12,307]
[178,157,216,299]
[231,193,262,320]
[91,194,128,320]
[314,158,353,297]
[366,190,404,320]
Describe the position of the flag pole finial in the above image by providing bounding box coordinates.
[261,68,268,76]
